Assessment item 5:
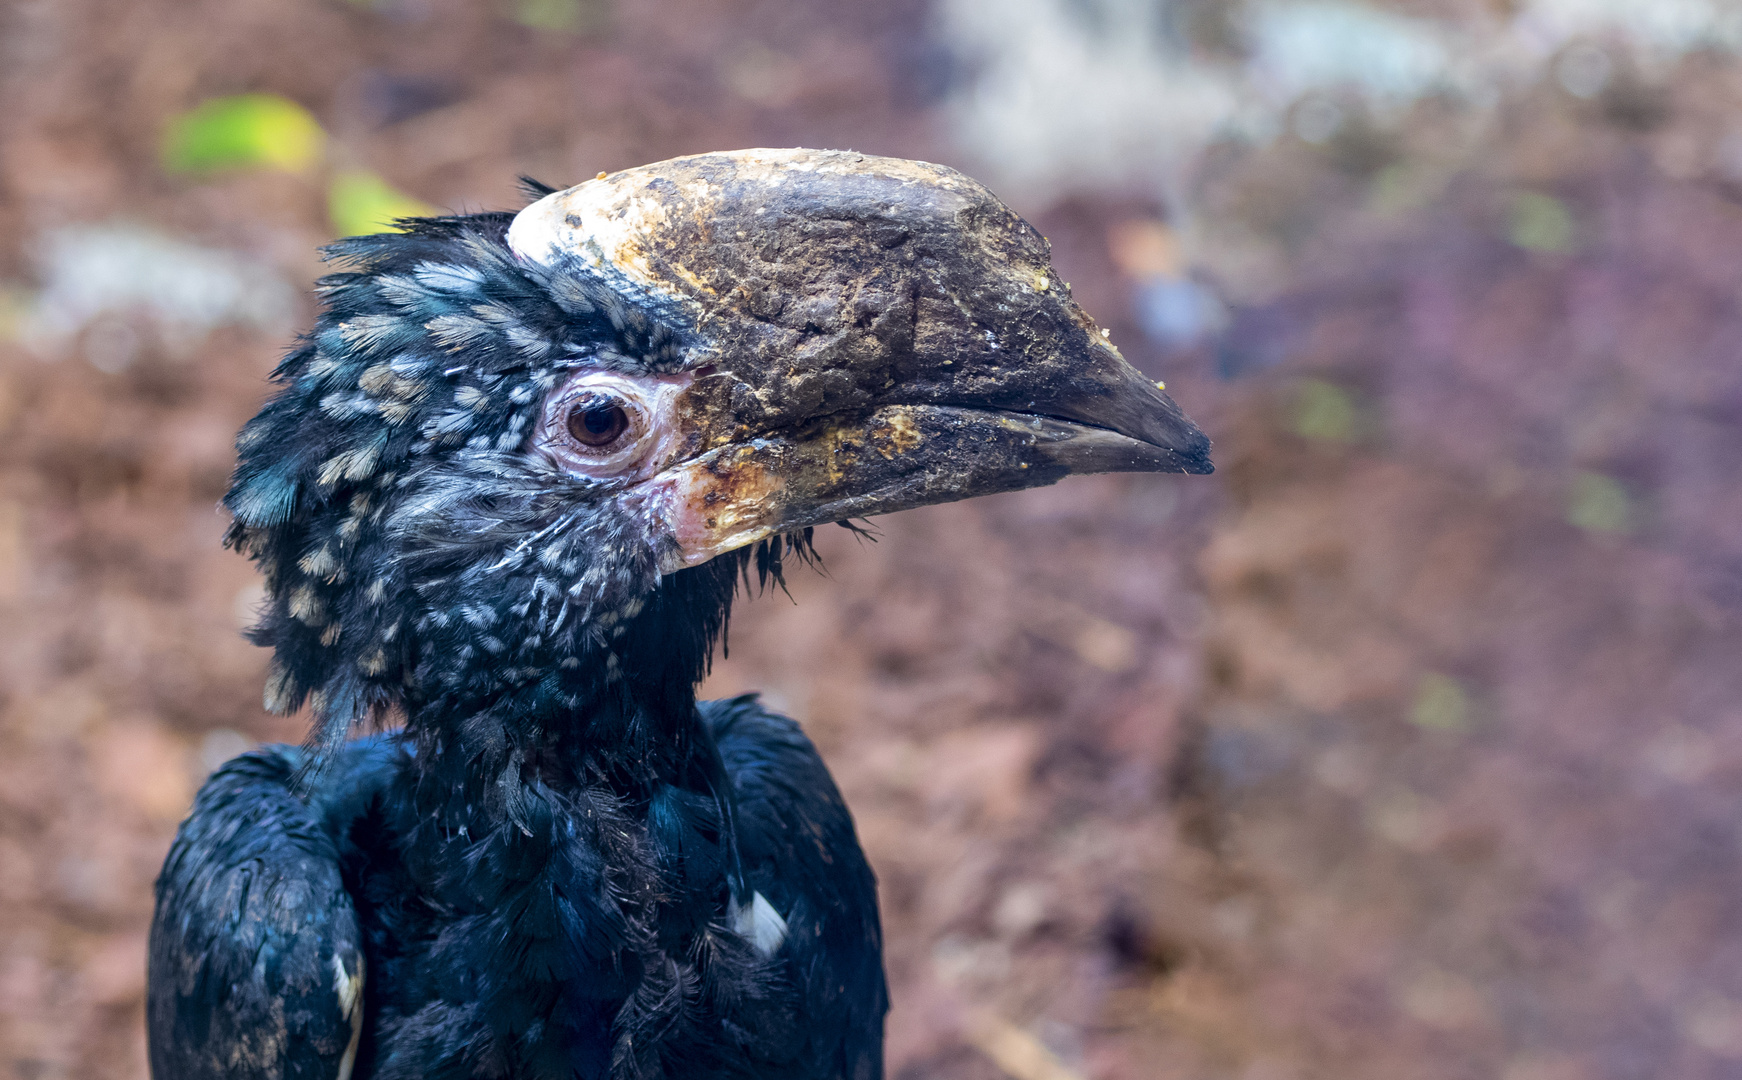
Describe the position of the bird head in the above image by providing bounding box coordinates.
[226,149,1211,747]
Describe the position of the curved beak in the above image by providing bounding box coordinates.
[508,148,1212,573]
[645,399,1206,572]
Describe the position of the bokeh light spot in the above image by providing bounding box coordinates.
[1509,192,1575,252]
[0,285,33,343]
[1556,43,1613,99]
[1567,471,1633,534]
[1411,673,1469,733]
[1292,379,1359,442]
[513,0,605,33]
[1684,998,1742,1057]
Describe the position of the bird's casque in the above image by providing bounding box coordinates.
[148,149,1211,1080]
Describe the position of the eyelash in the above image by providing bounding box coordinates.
[565,397,632,449]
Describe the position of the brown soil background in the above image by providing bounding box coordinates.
[3,3,1742,1080]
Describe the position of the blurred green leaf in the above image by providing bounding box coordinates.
[513,0,607,32]
[162,94,325,175]
[1410,673,1469,734]
[1368,163,1449,219]
[0,286,33,343]
[1567,471,1633,534]
[1293,378,1359,442]
[1509,192,1575,253]
[1368,164,1417,216]
[328,171,439,237]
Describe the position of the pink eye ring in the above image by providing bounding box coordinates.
[533,370,694,481]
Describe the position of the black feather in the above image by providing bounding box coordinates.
[518,175,562,200]
[152,203,887,1080]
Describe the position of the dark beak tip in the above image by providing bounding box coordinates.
[1182,429,1214,474]
[1162,434,1214,476]
[1124,399,1213,475]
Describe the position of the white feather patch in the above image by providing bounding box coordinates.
[332,952,365,1080]
[731,891,789,958]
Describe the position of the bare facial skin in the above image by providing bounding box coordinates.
[532,370,698,483]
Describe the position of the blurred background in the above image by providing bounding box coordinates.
[3,1,1742,1077]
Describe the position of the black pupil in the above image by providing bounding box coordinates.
[568,404,627,447]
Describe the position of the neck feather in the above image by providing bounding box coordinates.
[396,553,747,802]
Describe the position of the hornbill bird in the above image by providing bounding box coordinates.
[147,149,1211,1080]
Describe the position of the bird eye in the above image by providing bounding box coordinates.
[567,402,630,448]
[535,370,691,482]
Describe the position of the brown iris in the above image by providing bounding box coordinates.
[566,401,630,448]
